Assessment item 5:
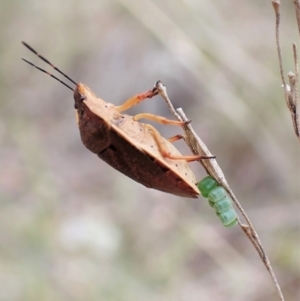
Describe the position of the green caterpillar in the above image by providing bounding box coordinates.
[197,176,237,227]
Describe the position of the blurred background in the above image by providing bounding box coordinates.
[0,0,299,300]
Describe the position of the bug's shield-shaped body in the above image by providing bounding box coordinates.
[75,83,199,198]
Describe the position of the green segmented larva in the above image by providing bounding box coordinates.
[197,176,237,227]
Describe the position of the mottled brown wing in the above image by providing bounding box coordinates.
[98,129,199,198]
[80,85,199,198]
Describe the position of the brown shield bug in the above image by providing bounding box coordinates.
[22,41,202,198]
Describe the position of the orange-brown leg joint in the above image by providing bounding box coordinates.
[145,124,201,162]
[168,134,183,143]
[116,89,158,112]
[133,113,185,126]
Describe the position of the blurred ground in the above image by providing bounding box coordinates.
[0,0,299,300]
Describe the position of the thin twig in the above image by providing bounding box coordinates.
[290,44,300,138]
[272,1,289,100]
[288,71,300,138]
[156,81,285,301]
[294,0,300,35]
[272,0,300,141]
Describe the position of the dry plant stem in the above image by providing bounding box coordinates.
[272,0,300,141]
[272,1,288,98]
[288,70,300,137]
[156,81,285,301]
[294,0,300,35]
[290,44,300,138]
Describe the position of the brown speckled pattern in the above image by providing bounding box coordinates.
[74,83,199,198]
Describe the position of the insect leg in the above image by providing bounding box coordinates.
[133,113,185,126]
[75,111,79,125]
[167,134,183,143]
[145,124,200,162]
[116,89,158,112]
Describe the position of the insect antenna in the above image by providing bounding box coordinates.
[22,57,74,92]
[21,41,77,91]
